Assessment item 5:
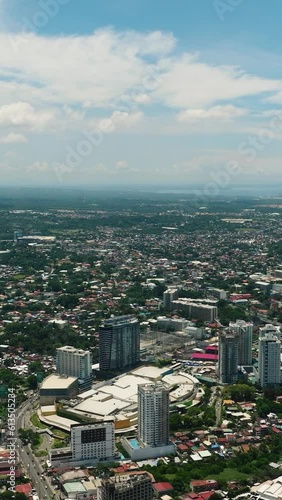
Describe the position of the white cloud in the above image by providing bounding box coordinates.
[154,54,280,109]
[0,102,55,130]
[0,27,282,185]
[94,162,109,172]
[0,29,279,117]
[26,161,50,173]
[177,105,248,122]
[0,132,27,143]
[115,30,176,56]
[132,93,151,104]
[113,160,139,174]
[0,29,168,109]
[110,110,144,129]
[95,111,144,133]
[266,92,282,104]
[115,160,128,170]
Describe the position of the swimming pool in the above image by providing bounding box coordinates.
[129,438,140,449]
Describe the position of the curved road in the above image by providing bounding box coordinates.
[16,398,56,500]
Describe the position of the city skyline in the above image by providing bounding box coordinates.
[1,1,282,187]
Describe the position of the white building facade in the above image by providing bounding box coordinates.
[56,345,92,391]
[71,422,115,463]
[138,382,170,447]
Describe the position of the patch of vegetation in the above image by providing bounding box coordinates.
[52,428,69,440]
[52,438,63,449]
[34,449,48,457]
[30,413,48,429]
[116,441,130,458]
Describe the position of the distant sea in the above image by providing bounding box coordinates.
[146,186,282,197]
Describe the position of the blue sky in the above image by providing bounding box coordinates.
[1,0,282,187]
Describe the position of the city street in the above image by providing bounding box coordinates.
[16,398,57,500]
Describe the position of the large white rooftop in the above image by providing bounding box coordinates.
[132,365,169,380]
[75,397,131,416]
[99,375,152,402]
[252,476,282,499]
[68,365,197,431]
[41,374,77,390]
[40,413,77,431]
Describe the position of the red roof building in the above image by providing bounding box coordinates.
[16,483,32,496]
[190,480,219,493]
[153,482,174,496]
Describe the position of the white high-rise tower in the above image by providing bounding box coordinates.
[138,383,170,447]
[56,346,92,391]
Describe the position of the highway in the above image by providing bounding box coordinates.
[16,398,57,500]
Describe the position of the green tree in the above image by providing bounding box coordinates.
[0,492,27,499]
[27,375,38,390]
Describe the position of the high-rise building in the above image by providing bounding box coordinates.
[229,320,253,365]
[99,316,140,372]
[163,289,179,309]
[49,421,115,467]
[138,382,170,447]
[218,331,239,384]
[259,324,281,340]
[97,472,153,500]
[71,422,115,463]
[56,346,92,391]
[258,333,281,388]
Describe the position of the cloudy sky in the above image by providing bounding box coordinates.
[1,0,282,188]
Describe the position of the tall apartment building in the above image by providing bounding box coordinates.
[71,422,115,463]
[171,299,218,322]
[56,346,92,391]
[258,333,281,388]
[229,320,253,365]
[138,382,170,447]
[259,324,281,340]
[97,472,153,500]
[163,288,179,309]
[99,316,140,372]
[218,331,239,384]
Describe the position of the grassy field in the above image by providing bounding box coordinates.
[184,400,193,407]
[52,428,69,440]
[30,413,48,429]
[52,438,64,449]
[208,467,249,484]
[35,449,48,457]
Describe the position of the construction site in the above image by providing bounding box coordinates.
[140,326,196,360]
